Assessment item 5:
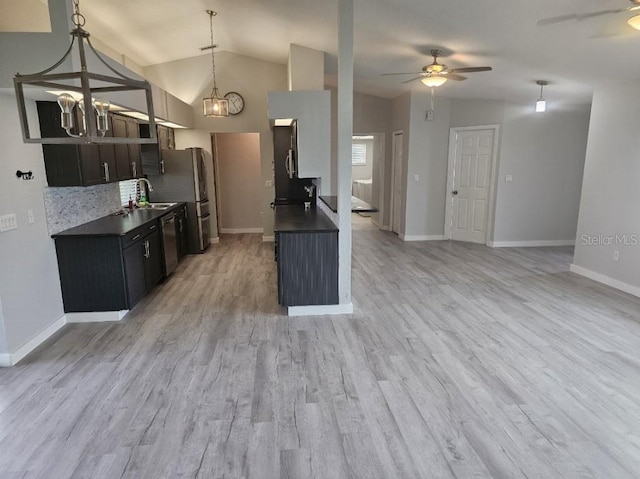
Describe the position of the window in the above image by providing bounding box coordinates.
[352,143,367,166]
[119,179,139,206]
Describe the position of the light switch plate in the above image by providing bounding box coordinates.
[265,180,273,188]
[27,209,35,224]
[426,110,434,121]
[505,174,513,182]
[0,214,17,232]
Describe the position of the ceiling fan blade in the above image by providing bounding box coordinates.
[445,73,467,81]
[448,66,492,74]
[401,76,424,84]
[538,7,628,26]
[381,72,423,76]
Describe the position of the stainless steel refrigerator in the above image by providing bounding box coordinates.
[149,148,210,253]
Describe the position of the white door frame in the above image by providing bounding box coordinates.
[444,125,500,245]
[390,130,404,233]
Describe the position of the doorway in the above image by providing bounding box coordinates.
[445,126,499,244]
[390,130,404,235]
[211,133,263,234]
[351,133,385,230]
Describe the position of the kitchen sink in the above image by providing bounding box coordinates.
[144,202,177,210]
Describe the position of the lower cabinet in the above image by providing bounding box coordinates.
[54,221,164,312]
[122,229,163,308]
[276,231,339,306]
[176,205,189,260]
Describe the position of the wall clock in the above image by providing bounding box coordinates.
[224,92,245,115]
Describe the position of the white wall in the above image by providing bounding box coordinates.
[495,103,590,243]
[0,93,65,356]
[145,51,287,238]
[288,44,324,91]
[404,91,451,239]
[573,80,640,292]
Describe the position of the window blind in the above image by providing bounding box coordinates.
[119,179,139,206]
[352,143,367,165]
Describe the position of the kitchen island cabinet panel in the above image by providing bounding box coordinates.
[277,231,338,306]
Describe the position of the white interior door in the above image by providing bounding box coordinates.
[391,131,404,234]
[450,129,495,244]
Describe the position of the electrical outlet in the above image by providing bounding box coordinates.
[414,174,420,182]
[0,214,17,232]
[265,180,273,188]
[505,175,513,182]
[426,110,434,121]
[613,250,620,261]
[27,209,34,224]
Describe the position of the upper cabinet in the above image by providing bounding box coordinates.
[267,91,330,184]
[140,123,175,176]
[37,101,145,187]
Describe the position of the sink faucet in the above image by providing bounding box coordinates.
[137,177,154,193]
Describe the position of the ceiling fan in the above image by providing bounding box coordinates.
[537,0,640,28]
[381,50,493,87]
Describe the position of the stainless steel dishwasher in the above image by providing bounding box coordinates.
[160,213,178,276]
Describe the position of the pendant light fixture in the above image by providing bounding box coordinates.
[13,0,156,144]
[535,80,548,113]
[202,10,229,117]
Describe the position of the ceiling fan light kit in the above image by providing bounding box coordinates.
[382,49,492,88]
[202,10,229,118]
[627,14,640,30]
[535,80,548,113]
[421,75,447,87]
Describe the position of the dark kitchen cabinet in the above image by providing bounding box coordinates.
[37,101,114,186]
[276,231,338,306]
[123,227,163,307]
[36,101,142,186]
[140,123,174,175]
[176,205,189,260]
[53,220,164,312]
[111,113,142,179]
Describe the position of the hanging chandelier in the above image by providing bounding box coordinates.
[13,0,157,144]
[202,10,229,117]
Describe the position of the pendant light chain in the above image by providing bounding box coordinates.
[71,0,86,28]
[209,10,218,95]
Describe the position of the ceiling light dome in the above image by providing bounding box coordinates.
[628,14,640,30]
[421,75,447,87]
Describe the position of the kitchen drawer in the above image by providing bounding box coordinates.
[121,220,159,249]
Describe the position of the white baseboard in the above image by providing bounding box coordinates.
[400,234,446,242]
[287,303,354,317]
[488,239,576,248]
[263,235,275,242]
[220,228,264,234]
[210,237,220,244]
[569,264,640,298]
[1,315,66,367]
[1,309,132,367]
[65,310,128,323]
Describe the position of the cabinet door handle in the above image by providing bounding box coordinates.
[103,162,110,182]
[160,160,165,174]
[149,225,156,230]
[131,234,141,242]
[144,240,150,258]
[131,161,137,178]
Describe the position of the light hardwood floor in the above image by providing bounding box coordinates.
[2,231,640,478]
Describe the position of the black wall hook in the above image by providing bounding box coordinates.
[16,170,34,180]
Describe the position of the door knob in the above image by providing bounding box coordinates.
[452,190,458,195]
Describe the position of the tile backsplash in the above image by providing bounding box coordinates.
[43,183,121,235]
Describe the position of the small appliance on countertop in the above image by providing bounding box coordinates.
[147,147,210,254]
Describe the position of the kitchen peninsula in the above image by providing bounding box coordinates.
[274,205,339,308]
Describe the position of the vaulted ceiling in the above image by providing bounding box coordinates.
[6,0,640,105]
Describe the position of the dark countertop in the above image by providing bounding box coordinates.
[52,203,185,238]
[319,195,378,213]
[274,205,338,233]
